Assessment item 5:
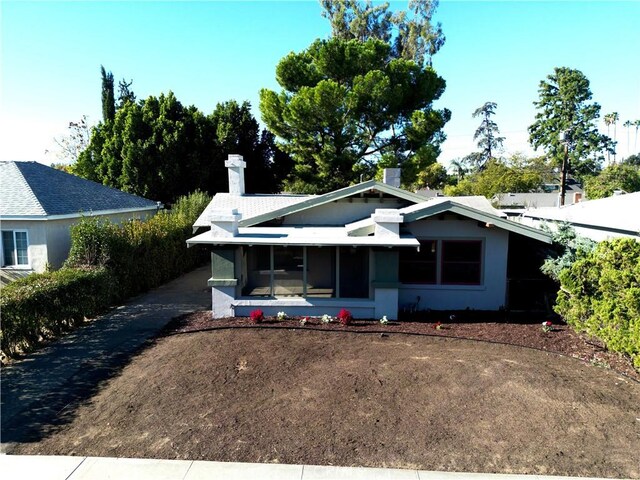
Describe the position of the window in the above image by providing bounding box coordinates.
[241,246,368,299]
[441,240,482,285]
[399,240,437,284]
[1,230,29,267]
[400,239,483,286]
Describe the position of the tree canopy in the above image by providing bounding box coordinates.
[443,155,552,199]
[528,67,613,180]
[320,0,445,66]
[75,94,292,204]
[260,36,449,193]
[584,163,640,199]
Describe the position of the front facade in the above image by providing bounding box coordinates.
[188,155,552,320]
[0,161,158,277]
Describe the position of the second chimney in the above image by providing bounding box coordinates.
[382,168,401,188]
[225,154,246,196]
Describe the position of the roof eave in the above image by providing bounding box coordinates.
[404,201,553,244]
[239,181,426,227]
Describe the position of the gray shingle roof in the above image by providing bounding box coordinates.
[194,192,313,228]
[0,161,157,217]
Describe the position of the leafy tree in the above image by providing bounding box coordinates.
[100,65,115,122]
[414,162,450,190]
[528,67,613,180]
[443,155,550,198]
[320,0,445,66]
[472,101,504,165]
[209,100,294,195]
[584,163,640,199]
[260,37,449,193]
[76,94,292,203]
[623,153,640,166]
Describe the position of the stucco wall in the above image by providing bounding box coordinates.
[399,215,509,311]
[284,198,408,225]
[1,210,155,273]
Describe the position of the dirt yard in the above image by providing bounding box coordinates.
[14,319,640,478]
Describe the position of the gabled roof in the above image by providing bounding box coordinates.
[237,180,427,227]
[193,192,313,229]
[346,196,552,243]
[520,192,640,238]
[0,161,157,218]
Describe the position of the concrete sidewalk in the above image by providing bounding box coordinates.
[1,265,211,450]
[0,455,607,480]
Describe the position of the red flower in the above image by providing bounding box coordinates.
[250,309,264,324]
[337,308,352,326]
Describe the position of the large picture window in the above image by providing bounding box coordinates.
[400,239,482,286]
[242,246,368,299]
[1,230,29,267]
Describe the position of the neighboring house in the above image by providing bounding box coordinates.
[517,191,640,242]
[188,155,552,320]
[494,179,585,211]
[494,191,584,211]
[0,161,158,277]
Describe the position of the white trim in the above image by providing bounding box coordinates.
[0,206,158,221]
[1,229,30,269]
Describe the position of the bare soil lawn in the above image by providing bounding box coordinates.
[14,314,640,478]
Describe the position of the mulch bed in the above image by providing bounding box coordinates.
[164,311,639,382]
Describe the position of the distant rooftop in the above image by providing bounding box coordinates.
[0,161,158,218]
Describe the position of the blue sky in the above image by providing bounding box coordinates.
[1,1,639,168]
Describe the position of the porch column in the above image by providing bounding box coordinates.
[209,247,238,319]
[372,249,399,320]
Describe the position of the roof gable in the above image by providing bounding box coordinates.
[0,161,157,217]
[402,200,552,243]
[240,180,426,227]
[346,196,551,243]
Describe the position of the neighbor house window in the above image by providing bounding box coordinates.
[400,239,482,286]
[1,230,29,267]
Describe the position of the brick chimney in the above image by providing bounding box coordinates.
[225,154,246,196]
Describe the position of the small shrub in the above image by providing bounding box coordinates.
[542,321,553,333]
[337,308,352,326]
[379,315,389,325]
[250,309,264,324]
[276,311,287,321]
[321,314,333,324]
[433,321,443,330]
[300,317,309,326]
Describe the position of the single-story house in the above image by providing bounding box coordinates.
[0,161,159,278]
[516,191,640,242]
[188,155,553,320]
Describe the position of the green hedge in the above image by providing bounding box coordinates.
[555,238,640,370]
[0,267,115,356]
[66,190,211,298]
[1,191,211,358]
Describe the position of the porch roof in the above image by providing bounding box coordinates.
[187,226,420,248]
